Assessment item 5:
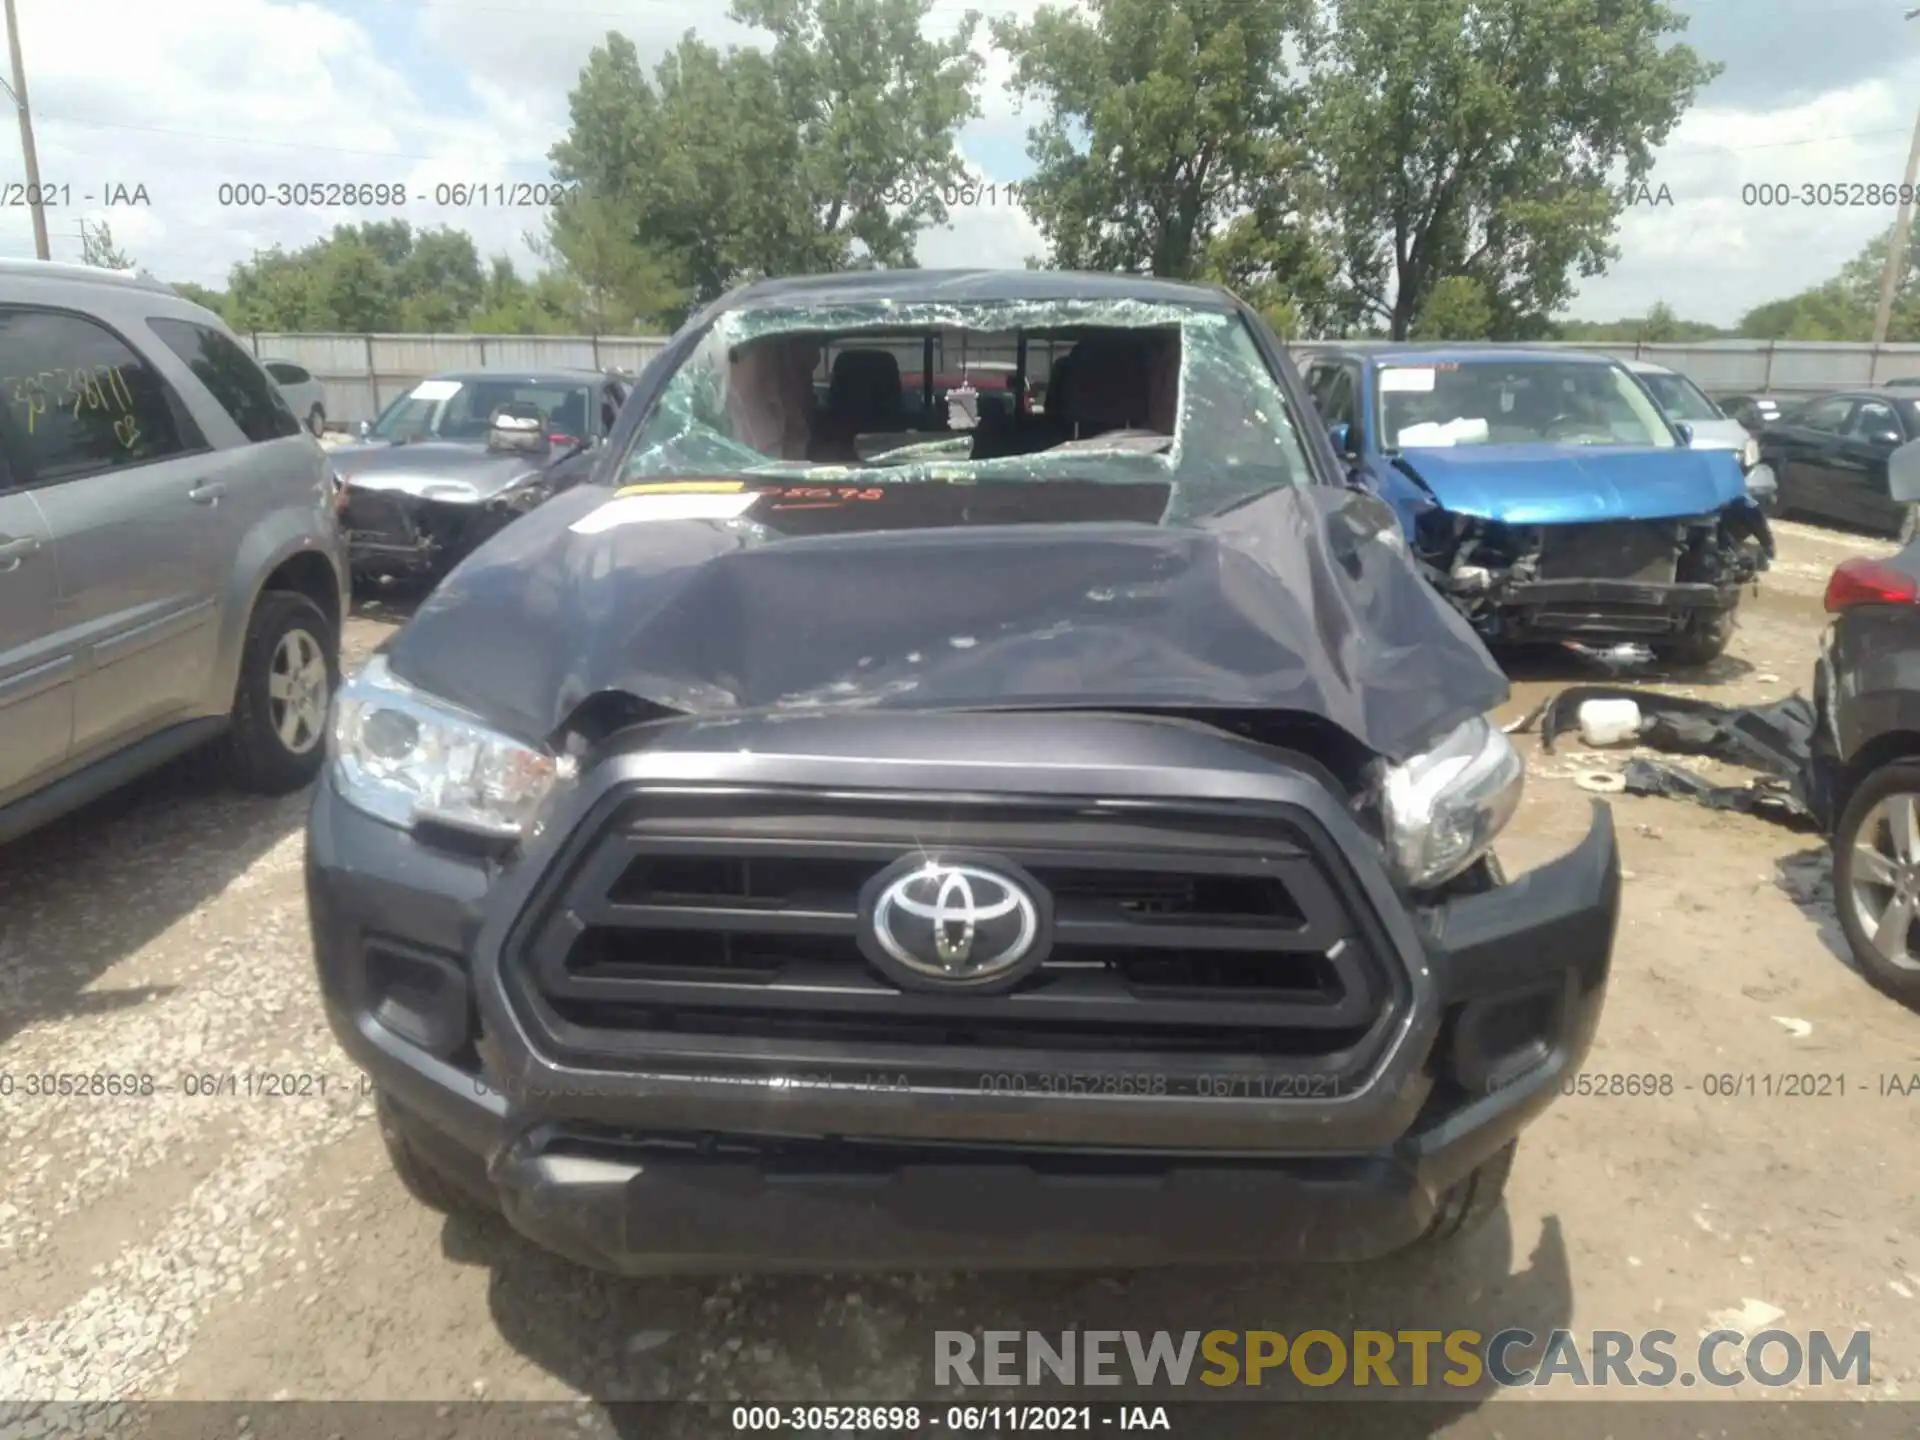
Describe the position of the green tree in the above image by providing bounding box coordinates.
[79,220,132,271]
[1309,0,1719,339]
[170,280,230,317]
[216,222,495,333]
[540,191,686,332]
[467,257,580,334]
[549,0,983,317]
[226,246,323,331]
[992,0,1312,278]
[1735,223,1920,342]
[395,227,486,331]
[1410,275,1495,340]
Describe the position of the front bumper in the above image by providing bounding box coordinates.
[340,486,519,577]
[307,754,1619,1273]
[1491,576,1742,640]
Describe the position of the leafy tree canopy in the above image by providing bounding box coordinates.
[548,0,983,321]
[1306,0,1719,339]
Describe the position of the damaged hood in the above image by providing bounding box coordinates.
[330,440,553,503]
[382,478,1510,763]
[1394,444,1750,524]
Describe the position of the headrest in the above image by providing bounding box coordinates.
[826,349,903,429]
[1057,338,1153,433]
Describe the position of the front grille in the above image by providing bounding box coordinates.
[1536,521,1680,584]
[506,789,1403,1081]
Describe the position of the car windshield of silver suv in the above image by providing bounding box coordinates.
[304,275,1621,1275]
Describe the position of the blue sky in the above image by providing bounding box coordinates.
[0,0,1916,328]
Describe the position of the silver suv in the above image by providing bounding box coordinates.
[0,260,350,843]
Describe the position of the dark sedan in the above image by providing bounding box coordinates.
[332,367,630,580]
[1760,389,1920,538]
[1716,391,1804,435]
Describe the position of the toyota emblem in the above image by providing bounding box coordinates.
[857,855,1053,992]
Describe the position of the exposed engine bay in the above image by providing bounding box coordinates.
[1411,504,1774,642]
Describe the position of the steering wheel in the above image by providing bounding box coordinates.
[1543,413,1598,442]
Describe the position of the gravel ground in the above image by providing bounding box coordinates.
[4,519,1920,1423]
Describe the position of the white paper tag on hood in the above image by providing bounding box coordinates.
[569,490,761,534]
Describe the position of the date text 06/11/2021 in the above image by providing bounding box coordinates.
[211,181,580,209]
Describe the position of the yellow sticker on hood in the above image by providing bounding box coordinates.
[615,480,748,497]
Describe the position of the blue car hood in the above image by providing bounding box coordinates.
[1393,444,1748,523]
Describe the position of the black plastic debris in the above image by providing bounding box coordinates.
[1621,757,1820,830]
[1537,685,1834,830]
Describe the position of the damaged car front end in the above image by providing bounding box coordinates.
[1305,347,1773,666]
[1412,496,1773,660]
[337,431,562,582]
[305,273,1621,1274]
[333,369,622,582]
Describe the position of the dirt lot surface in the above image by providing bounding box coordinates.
[4,519,1920,1426]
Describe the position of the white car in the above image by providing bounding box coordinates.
[263,360,328,437]
[1625,358,1777,512]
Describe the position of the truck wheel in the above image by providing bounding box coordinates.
[1411,1141,1515,1249]
[218,590,338,795]
[376,1092,494,1216]
[1656,611,1733,668]
[1832,760,1920,1008]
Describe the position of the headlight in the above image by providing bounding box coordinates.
[1742,437,1760,470]
[1380,715,1524,889]
[329,654,572,838]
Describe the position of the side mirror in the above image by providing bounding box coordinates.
[1328,421,1353,455]
[1872,429,1904,450]
[356,419,371,440]
[1674,422,1695,446]
[486,401,551,455]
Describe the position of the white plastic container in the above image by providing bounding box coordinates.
[1578,697,1643,747]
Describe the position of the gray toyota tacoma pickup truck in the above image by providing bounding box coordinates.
[305,269,1620,1274]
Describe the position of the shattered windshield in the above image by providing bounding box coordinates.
[617,297,1317,523]
[1376,358,1680,451]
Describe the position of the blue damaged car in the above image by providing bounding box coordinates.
[1299,346,1774,666]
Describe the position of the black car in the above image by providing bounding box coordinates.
[305,269,1620,1274]
[332,367,630,580]
[1716,391,1804,435]
[1760,389,1920,538]
[1817,542,1920,1006]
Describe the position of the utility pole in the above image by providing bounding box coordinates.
[2,0,47,261]
[1873,6,1920,343]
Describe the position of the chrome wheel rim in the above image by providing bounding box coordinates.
[1847,792,1920,972]
[267,627,329,756]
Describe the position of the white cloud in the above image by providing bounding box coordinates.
[1,0,1909,329]
[1567,60,1920,325]
[0,0,567,281]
